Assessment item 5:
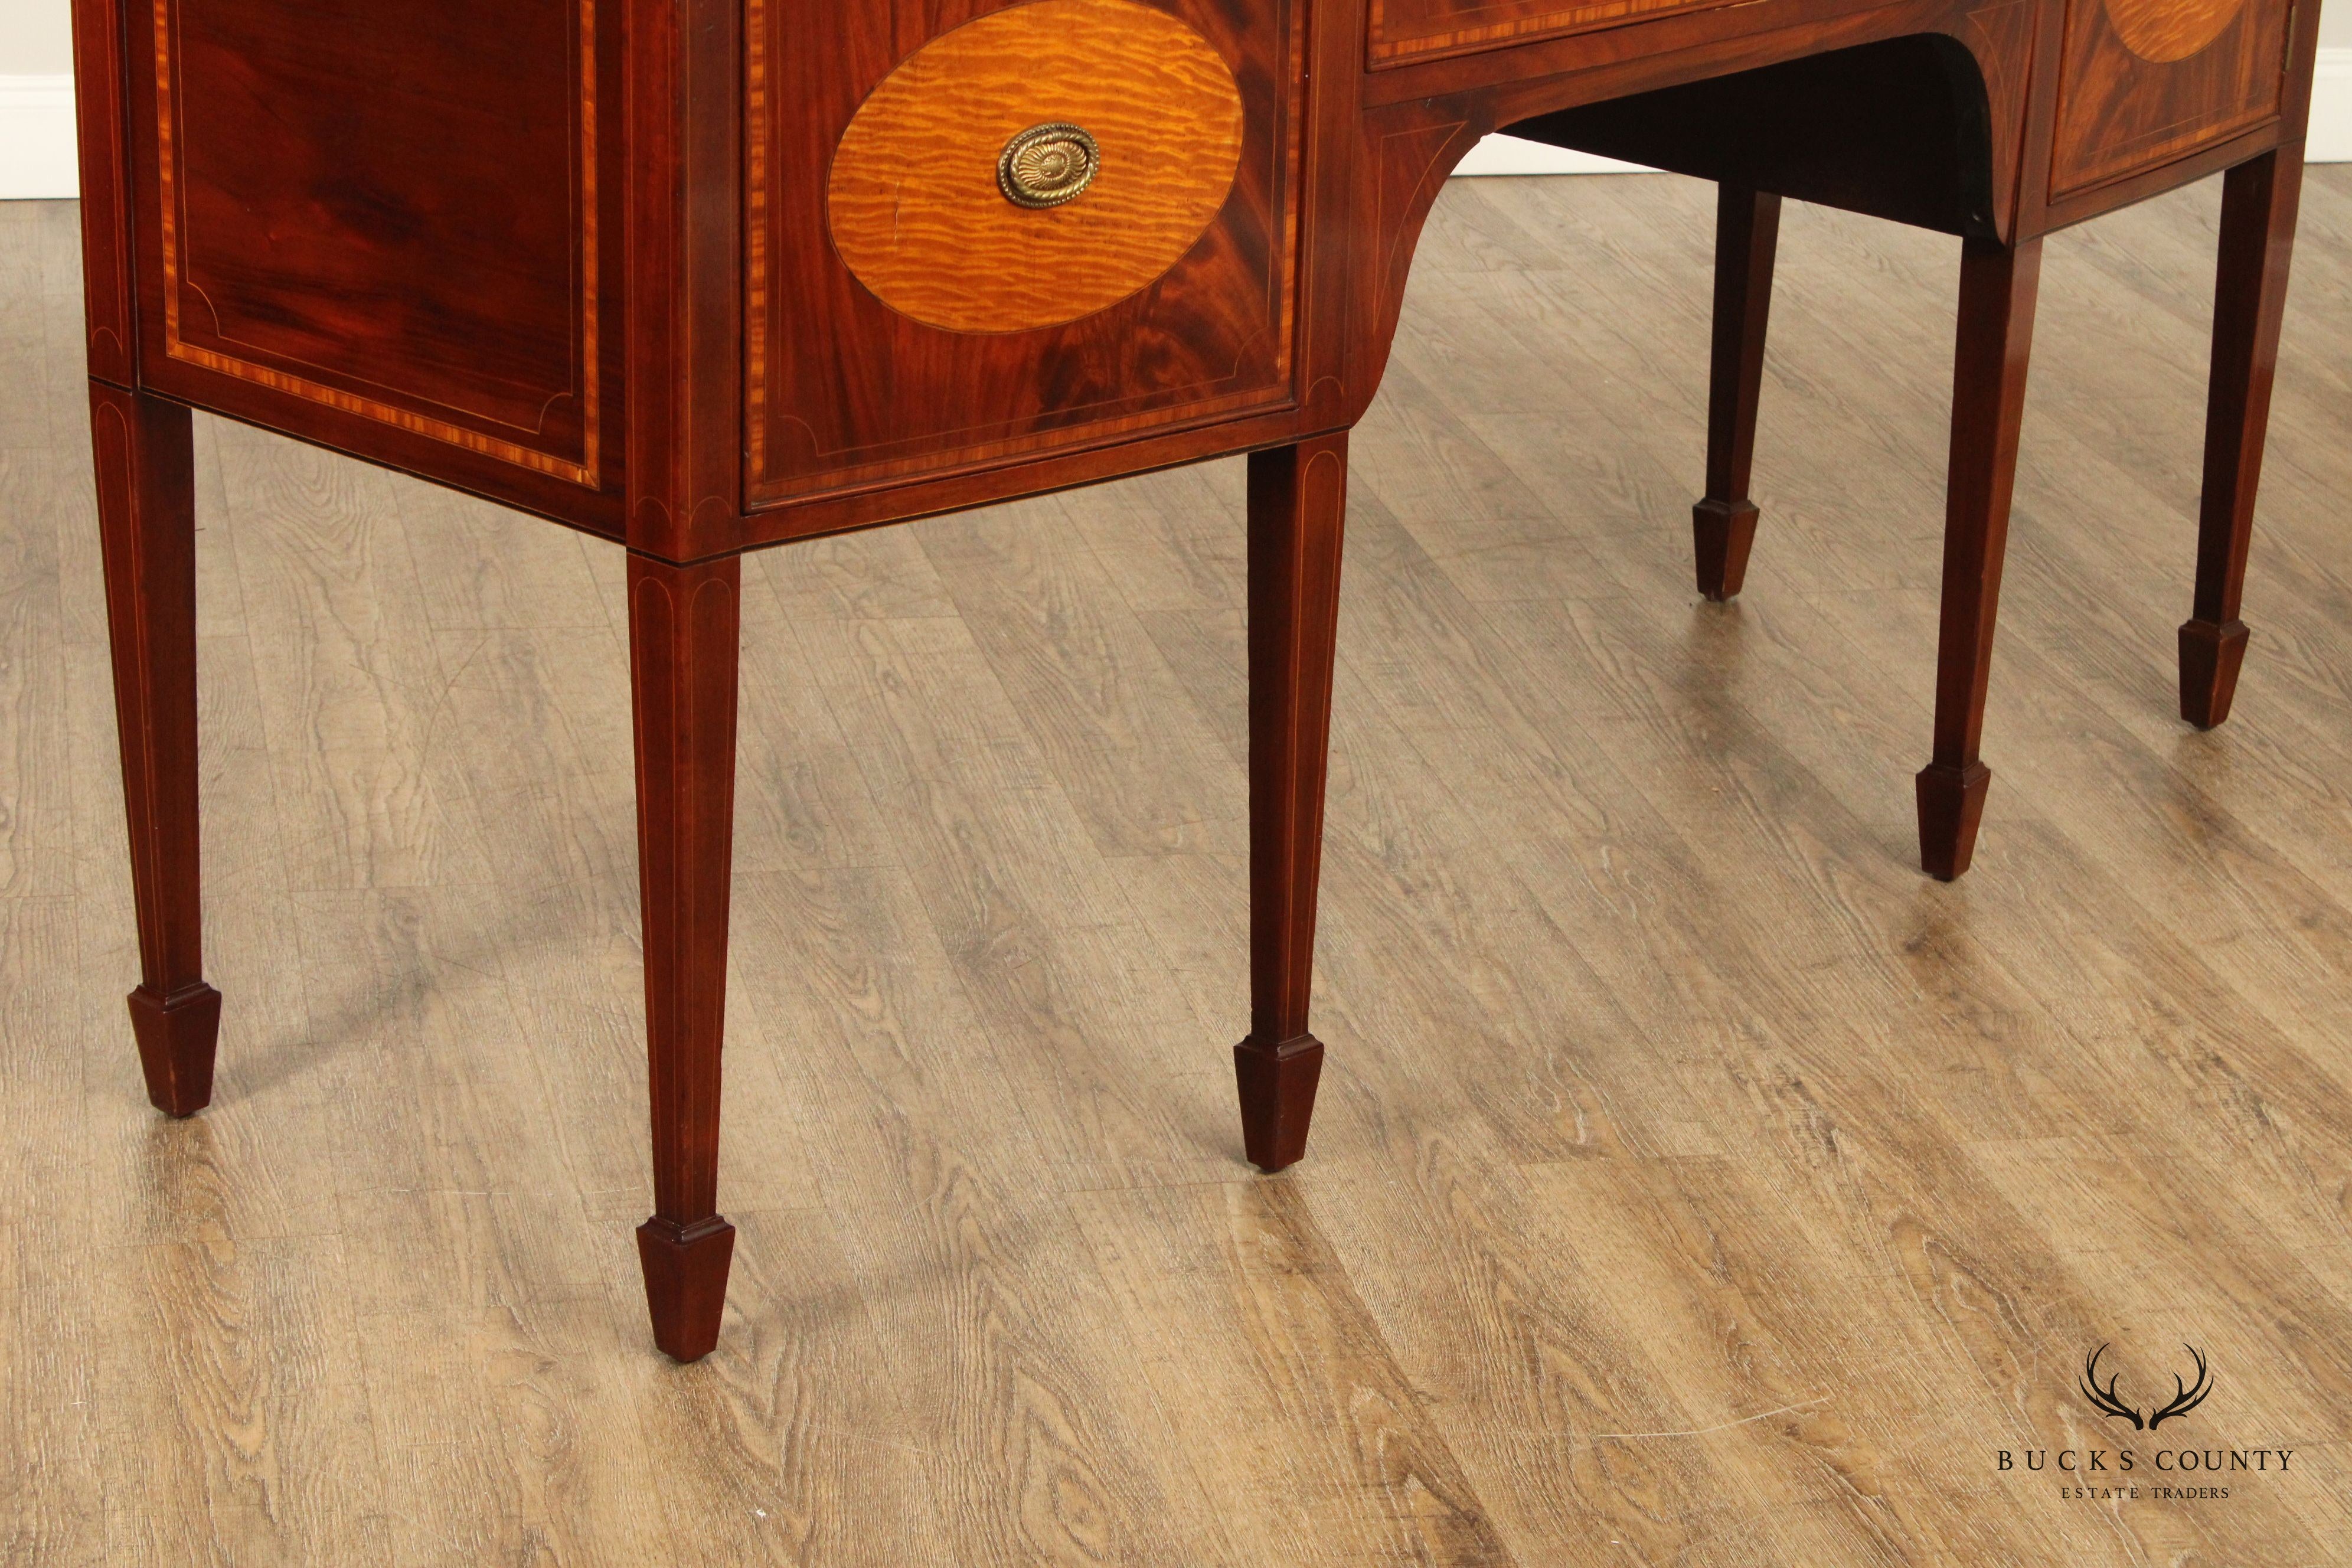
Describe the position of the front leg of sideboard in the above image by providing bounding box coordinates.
[626,550,744,1362]
[1235,434,1350,1172]
[90,383,223,1117]
[1695,184,1784,602]
[1918,236,2043,881]
[2181,142,2306,731]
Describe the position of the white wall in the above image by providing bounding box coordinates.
[2,0,76,197]
[2321,6,2352,159]
[2,0,2349,194]
[0,0,72,75]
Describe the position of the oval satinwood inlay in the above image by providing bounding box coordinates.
[2103,0,2246,64]
[826,0,1245,335]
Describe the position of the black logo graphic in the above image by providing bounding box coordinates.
[1997,1342,2284,1496]
[2078,1343,2213,1431]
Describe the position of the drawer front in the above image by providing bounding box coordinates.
[1368,0,1737,67]
[747,0,1301,507]
[135,0,615,493]
[2051,0,2293,197]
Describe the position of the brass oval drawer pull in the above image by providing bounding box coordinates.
[999,123,1100,208]
[826,0,1244,334]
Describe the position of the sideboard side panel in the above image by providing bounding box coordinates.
[126,0,628,533]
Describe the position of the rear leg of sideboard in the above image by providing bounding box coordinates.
[90,383,222,1116]
[2181,143,2305,731]
[1917,237,2041,882]
[1235,435,1348,1172]
[626,551,743,1363]
[1694,185,1782,603]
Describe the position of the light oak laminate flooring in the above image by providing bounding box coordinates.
[5,171,2352,1565]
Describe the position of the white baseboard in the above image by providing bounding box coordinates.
[0,75,77,200]
[4,53,2350,199]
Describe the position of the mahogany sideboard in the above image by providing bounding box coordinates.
[69,0,2321,1358]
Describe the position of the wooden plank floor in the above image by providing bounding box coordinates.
[5,169,2351,1566]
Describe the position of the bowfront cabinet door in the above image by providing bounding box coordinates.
[744,0,1304,508]
[128,0,626,527]
[2050,0,2296,197]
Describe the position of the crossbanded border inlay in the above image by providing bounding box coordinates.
[149,0,602,487]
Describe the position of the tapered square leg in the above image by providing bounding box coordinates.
[1694,185,1781,602]
[90,383,221,1113]
[1919,238,2040,881]
[1236,435,1347,1174]
[2180,145,2303,731]
[628,551,743,1363]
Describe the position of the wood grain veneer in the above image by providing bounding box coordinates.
[746,0,1301,508]
[1368,0,1736,67]
[2103,0,2248,64]
[826,0,1247,335]
[143,0,604,485]
[2050,0,2292,197]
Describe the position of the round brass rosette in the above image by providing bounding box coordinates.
[998,123,1100,209]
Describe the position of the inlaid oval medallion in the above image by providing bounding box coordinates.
[2103,0,2246,64]
[827,0,1246,335]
